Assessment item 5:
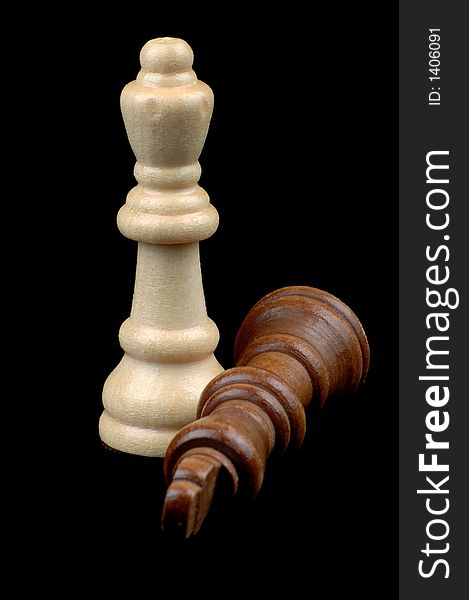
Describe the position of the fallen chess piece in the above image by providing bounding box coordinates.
[162,286,370,536]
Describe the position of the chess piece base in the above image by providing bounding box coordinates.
[100,354,223,457]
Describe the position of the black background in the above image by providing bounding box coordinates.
[37,4,397,596]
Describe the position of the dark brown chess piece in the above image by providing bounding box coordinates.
[162,286,370,537]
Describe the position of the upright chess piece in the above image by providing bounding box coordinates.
[99,38,223,457]
[162,286,370,536]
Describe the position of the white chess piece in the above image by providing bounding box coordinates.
[99,38,223,457]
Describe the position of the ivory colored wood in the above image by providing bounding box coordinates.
[99,38,223,457]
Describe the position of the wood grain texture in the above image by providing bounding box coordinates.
[99,38,223,457]
[162,286,370,536]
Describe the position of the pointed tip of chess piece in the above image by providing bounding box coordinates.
[161,479,203,538]
[162,448,238,537]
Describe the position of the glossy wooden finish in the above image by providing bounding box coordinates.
[162,286,370,536]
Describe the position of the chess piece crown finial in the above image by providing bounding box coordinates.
[138,37,196,87]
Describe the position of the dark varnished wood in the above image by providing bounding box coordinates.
[162,286,370,536]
